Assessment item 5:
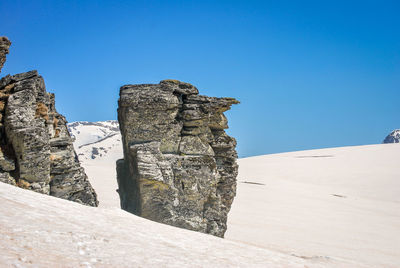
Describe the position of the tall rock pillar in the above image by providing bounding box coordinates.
[117,80,239,237]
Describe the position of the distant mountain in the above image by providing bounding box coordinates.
[67,120,122,161]
[383,129,400,144]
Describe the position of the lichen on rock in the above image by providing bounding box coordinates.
[117,80,239,237]
[0,37,11,73]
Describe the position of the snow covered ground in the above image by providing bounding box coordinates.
[226,144,400,267]
[67,120,121,161]
[68,121,122,208]
[1,182,352,267]
[65,121,400,267]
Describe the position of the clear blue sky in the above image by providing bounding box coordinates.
[1,0,399,157]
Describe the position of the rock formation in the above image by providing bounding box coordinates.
[0,37,11,73]
[383,129,400,143]
[0,37,98,206]
[117,79,239,237]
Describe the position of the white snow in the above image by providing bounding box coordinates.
[66,121,400,267]
[226,144,400,267]
[0,182,351,267]
[68,121,123,208]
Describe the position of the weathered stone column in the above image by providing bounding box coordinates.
[117,80,239,237]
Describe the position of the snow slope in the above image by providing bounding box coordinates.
[67,120,121,161]
[68,121,400,267]
[0,182,352,267]
[226,144,400,267]
[68,121,123,208]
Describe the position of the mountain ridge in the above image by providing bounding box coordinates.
[67,120,122,161]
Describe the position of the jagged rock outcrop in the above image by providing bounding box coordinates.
[0,37,11,73]
[0,38,98,206]
[383,129,400,143]
[117,79,239,237]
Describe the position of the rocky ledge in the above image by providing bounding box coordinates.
[117,79,239,237]
[0,37,98,206]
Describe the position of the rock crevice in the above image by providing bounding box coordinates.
[117,79,239,237]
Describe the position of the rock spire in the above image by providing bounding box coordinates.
[117,79,239,237]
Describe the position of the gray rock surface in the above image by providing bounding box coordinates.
[0,38,98,206]
[117,79,239,237]
[0,37,11,73]
[383,129,400,143]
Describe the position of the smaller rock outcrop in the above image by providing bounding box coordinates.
[0,37,11,73]
[117,80,239,237]
[0,37,98,206]
[383,129,400,144]
[0,71,98,206]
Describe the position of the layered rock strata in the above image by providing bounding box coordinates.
[117,80,239,237]
[0,37,11,73]
[0,38,98,206]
